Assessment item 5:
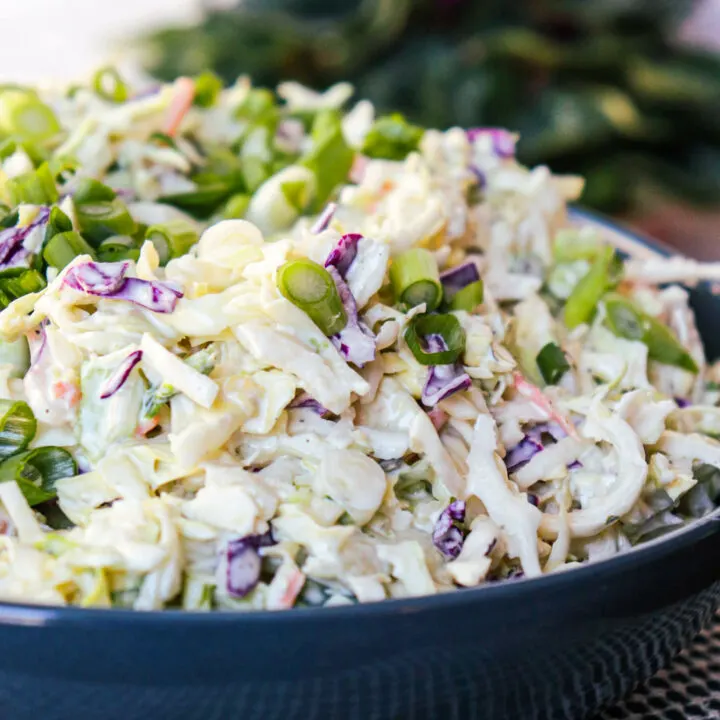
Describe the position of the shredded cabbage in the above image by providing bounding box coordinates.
[0,73,717,611]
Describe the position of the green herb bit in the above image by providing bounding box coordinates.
[604,293,698,373]
[536,342,570,385]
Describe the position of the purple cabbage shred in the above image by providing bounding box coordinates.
[432,500,466,559]
[64,261,182,313]
[505,422,570,473]
[99,350,143,399]
[324,232,362,278]
[440,261,480,296]
[0,207,50,268]
[310,202,337,234]
[288,392,331,416]
[421,334,471,407]
[505,436,543,472]
[466,128,516,158]
[525,422,567,444]
[674,397,690,408]
[327,265,376,367]
[226,530,276,599]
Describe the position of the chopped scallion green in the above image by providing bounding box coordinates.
[276,259,346,336]
[390,248,442,311]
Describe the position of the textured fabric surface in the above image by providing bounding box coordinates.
[598,613,720,719]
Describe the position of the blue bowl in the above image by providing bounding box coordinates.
[1,210,719,720]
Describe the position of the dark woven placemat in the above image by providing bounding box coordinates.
[597,613,720,719]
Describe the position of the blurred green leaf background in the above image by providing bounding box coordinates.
[141,0,720,217]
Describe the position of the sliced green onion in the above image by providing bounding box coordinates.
[553,228,603,263]
[92,67,129,103]
[40,501,74,530]
[604,293,699,373]
[300,109,354,211]
[143,383,176,420]
[193,71,223,108]
[235,88,278,125]
[277,259,347,336]
[49,155,80,183]
[6,162,58,206]
[19,141,48,168]
[0,447,77,506]
[0,89,61,142]
[143,346,217,419]
[405,314,466,366]
[564,246,622,329]
[44,206,73,244]
[362,113,424,161]
[0,400,36,461]
[0,268,45,308]
[0,337,30,378]
[97,235,140,263]
[43,230,96,269]
[222,193,250,219]
[241,156,271,193]
[448,280,484,312]
[0,138,17,161]
[536,342,570,385]
[76,199,136,244]
[390,248,442,311]
[0,209,18,228]
[145,220,198,265]
[148,131,177,149]
[159,184,232,219]
[281,180,312,212]
[73,178,116,205]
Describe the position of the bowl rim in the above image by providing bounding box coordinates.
[1,207,717,627]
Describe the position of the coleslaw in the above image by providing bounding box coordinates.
[0,71,720,610]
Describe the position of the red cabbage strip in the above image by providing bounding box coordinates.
[226,530,276,598]
[432,500,466,559]
[504,422,567,473]
[440,262,480,295]
[505,437,543,472]
[525,422,567,444]
[0,207,50,268]
[421,334,471,407]
[99,350,143,399]
[324,233,362,278]
[64,261,182,313]
[469,165,485,188]
[66,261,128,294]
[327,265,376,367]
[466,128,516,158]
[288,392,331,416]
[427,406,449,432]
[310,202,337,234]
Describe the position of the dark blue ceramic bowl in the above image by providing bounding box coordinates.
[1,211,719,720]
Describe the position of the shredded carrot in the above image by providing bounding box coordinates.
[162,77,195,137]
[135,415,160,438]
[512,372,577,438]
[51,381,81,408]
[427,407,449,432]
[276,568,306,610]
[349,153,367,184]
